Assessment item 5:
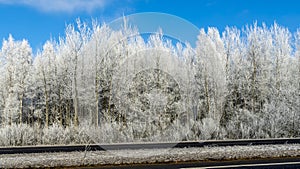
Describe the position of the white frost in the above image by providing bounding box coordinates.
[1,144,300,168]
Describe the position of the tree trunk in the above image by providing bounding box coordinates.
[59,88,63,127]
[66,101,70,126]
[95,75,99,127]
[251,51,257,114]
[19,94,23,124]
[43,71,49,128]
[204,71,210,117]
[73,53,79,127]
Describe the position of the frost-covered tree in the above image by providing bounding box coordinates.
[263,23,292,137]
[33,41,58,127]
[222,27,246,127]
[55,38,74,127]
[195,28,226,121]
[243,23,273,115]
[0,20,300,145]
[63,19,90,127]
[86,23,115,126]
[0,35,32,125]
[288,29,300,136]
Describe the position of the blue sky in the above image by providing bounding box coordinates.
[1,0,300,52]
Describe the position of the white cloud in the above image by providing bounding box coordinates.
[0,0,110,13]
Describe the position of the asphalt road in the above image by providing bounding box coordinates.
[79,157,300,169]
[1,138,300,154]
[1,139,300,168]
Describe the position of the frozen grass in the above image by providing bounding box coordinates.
[1,144,300,168]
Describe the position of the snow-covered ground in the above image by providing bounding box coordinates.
[1,144,300,168]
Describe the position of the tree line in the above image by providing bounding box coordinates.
[0,20,299,145]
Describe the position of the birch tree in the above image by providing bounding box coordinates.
[34,41,57,127]
[1,35,32,125]
[195,28,226,121]
[222,27,246,126]
[64,19,90,127]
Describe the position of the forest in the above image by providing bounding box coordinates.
[0,19,299,146]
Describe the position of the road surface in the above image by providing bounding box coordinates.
[78,157,300,169]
